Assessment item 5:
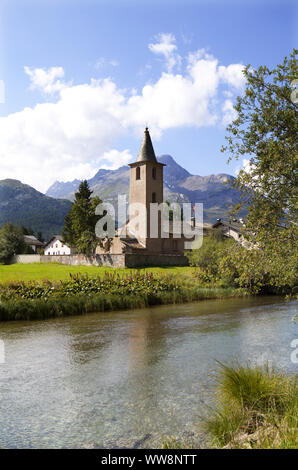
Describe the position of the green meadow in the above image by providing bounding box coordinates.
[0,262,196,284]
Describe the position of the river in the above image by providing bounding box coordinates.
[0,296,297,448]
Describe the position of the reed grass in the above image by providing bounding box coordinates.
[204,363,298,449]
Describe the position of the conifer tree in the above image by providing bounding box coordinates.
[62,180,102,255]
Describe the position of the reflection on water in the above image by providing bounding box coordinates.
[0,296,297,448]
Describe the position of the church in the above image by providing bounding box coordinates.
[96,128,188,267]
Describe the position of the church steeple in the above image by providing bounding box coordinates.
[136,127,157,163]
[128,127,165,247]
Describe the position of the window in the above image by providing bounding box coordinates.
[152,192,156,203]
[152,167,156,179]
[136,167,140,180]
[173,240,178,251]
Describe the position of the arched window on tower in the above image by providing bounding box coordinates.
[136,167,140,180]
[152,167,156,179]
[152,192,156,203]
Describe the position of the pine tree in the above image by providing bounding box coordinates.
[62,180,102,255]
[37,231,44,242]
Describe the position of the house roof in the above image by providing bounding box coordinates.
[212,219,244,233]
[23,235,44,246]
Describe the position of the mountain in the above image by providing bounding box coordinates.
[46,155,242,223]
[44,178,81,200]
[0,179,72,239]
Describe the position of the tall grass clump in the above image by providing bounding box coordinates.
[204,363,298,449]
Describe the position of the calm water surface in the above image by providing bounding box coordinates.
[0,296,297,448]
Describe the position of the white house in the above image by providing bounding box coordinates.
[44,235,76,256]
[212,218,244,243]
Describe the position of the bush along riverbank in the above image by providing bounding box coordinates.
[0,272,248,321]
[204,364,298,449]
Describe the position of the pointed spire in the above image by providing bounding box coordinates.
[136,127,157,163]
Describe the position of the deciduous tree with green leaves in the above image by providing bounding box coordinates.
[62,180,102,256]
[222,49,298,292]
[0,223,26,264]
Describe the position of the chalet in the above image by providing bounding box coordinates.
[44,235,76,256]
[23,235,44,253]
[212,218,245,243]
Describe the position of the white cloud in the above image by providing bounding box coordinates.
[242,158,253,174]
[24,66,69,95]
[218,64,245,89]
[149,33,182,73]
[0,39,245,192]
[100,149,133,169]
[222,99,237,126]
[235,158,253,176]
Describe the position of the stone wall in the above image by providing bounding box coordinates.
[11,253,188,268]
[40,254,126,267]
[12,254,41,264]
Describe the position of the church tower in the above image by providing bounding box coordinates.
[128,128,165,250]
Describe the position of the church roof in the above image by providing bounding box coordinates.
[136,127,157,163]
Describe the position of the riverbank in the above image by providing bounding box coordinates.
[0,269,248,321]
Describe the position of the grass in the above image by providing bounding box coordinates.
[0,267,247,321]
[203,363,298,449]
[158,364,297,449]
[0,263,196,283]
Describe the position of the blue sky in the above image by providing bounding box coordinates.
[0,0,296,192]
